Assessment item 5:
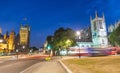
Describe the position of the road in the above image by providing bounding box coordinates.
[0,57,44,73]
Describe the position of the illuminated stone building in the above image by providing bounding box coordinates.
[8,30,15,51]
[0,24,30,53]
[108,20,120,33]
[0,29,16,52]
[0,28,8,52]
[20,24,30,52]
[76,12,108,48]
[14,34,20,50]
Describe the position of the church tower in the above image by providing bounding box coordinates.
[91,12,108,48]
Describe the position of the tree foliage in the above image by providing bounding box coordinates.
[29,46,38,52]
[46,27,76,51]
[54,27,75,49]
[109,25,120,46]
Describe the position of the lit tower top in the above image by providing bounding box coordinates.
[95,11,98,18]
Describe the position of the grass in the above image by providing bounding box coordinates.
[62,56,120,73]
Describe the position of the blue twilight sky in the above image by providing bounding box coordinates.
[0,0,120,48]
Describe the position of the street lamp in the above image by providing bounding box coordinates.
[76,31,81,58]
[22,46,25,53]
[22,46,25,49]
[16,49,19,60]
[76,31,80,38]
[0,39,3,43]
[47,45,51,57]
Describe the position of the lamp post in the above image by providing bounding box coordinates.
[76,31,81,58]
[22,46,25,54]
[16,49,19,60]
[76,31,80,41]
[47,45,51,57]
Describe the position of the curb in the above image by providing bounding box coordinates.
[0,56,12,59]
[20,63,39,73]
[59,60,73,73]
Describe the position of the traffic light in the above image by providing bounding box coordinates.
[47,45,51,50]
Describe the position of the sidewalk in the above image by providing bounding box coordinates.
[0,56,13,60]
[21,56,75,73]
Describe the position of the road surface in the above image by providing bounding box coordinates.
[0,57,44,73]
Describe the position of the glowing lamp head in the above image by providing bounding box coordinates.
[0,39,3,43]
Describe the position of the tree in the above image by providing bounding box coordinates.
[53,27,76,52]
[45,27,76,55]
[29,46,38,52]
[109,24,120,46]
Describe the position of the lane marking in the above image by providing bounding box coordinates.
[20,63,40,73]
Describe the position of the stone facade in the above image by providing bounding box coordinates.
[0,29,15,52]
[76,12,108,48]
[19,24,30,52]
[0,24,30,53]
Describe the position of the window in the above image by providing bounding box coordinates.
[99,20,103,29]
[94,22,97,30]
[102,39,104,44]
[87,45,89,47]
[81,45,84,47]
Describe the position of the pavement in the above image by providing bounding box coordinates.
[0,55,75,73]
[21,56,75,73]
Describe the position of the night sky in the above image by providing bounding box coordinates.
[0,0,120,48]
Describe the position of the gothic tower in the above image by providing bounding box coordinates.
[0,28,2,34]
[90,12,108,48]
[4,31,9,41]
[20,24,30,51]
[8,30,15,51]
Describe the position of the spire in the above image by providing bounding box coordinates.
[6,31,8,36]
[11,29,15,33]
[90,16,92,24]
[90,15,92,21]
[0,28,2,34]
[95,11,98,18]
[102,12,105,19]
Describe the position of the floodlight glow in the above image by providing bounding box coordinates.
[76,31,80,35]
[0,39,3,43]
